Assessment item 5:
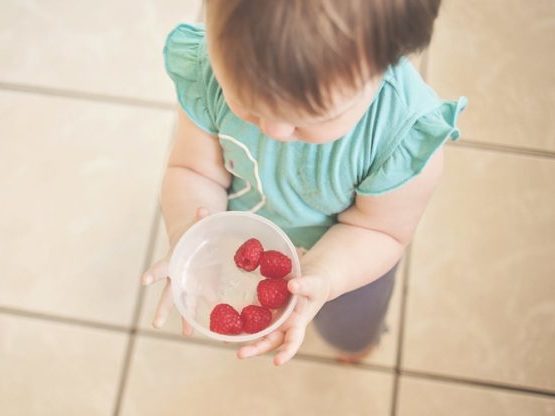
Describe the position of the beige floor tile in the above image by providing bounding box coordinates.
[403,146,555,390]
[139,218,402,366]
[0,91,173,325]
[0,313,127,416]
[427,0,555,152]
[397,376,555,416]
[0,0,202,102]
[120,335,393,416]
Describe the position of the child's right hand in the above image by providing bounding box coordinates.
[140,207,210,336]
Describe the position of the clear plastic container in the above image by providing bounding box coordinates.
[168,211,300,343]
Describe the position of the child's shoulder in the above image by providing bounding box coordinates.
[353,57,467,196]
[164,23,209,81]
[379,57,441,116]
[164,23,223,135]
[165,23,206,52]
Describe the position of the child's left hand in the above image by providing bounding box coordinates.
[236,272,331,366]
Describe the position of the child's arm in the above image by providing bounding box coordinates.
[302,148,444,300]
[238,149,444,365]
[162,108,231,247]
[142,108,230,330]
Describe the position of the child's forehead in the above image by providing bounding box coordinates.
[235,77,374,120]
[219,71,369,120]
[231,85,359,121]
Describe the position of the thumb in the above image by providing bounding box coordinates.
[287,276,325,299]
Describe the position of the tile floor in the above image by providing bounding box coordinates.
[1,1,554,415]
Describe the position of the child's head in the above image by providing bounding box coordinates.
[206,0,440,143]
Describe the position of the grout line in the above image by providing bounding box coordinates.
[401,370,555,399]
[0,306,128,333]
[137,328,394,375]
[111,207,162,416]
[390,246,413,416]
[448,139,555,160]
[0,81,174,111]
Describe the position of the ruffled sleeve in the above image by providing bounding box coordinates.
[356,96,468,195]
[163,24,218,134]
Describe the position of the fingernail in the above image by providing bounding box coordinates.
[143,275,153,285]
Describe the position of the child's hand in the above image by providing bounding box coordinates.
[237,271,331,366]
[140,207,210,336]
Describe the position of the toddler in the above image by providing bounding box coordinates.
[142,0,466,366]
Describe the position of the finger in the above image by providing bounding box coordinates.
[152,279,173,328]
[181,317,193,336]
[287,276,323,299]
[195,207,210,221]
[237,331,284,359]
[295,247,307,258]
[237,331,283,359]
[273,324,306,366]
[141,258,169,286]
[268,297,316,366]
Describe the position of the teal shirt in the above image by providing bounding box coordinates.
[164,24,467,249]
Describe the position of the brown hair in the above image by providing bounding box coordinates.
[206,0,441,117]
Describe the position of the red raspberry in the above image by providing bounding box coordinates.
[257,278,291,309]
[259,250,292,279]
[234,238,264,272]
[241,305,272,333]
[209,304,243,335]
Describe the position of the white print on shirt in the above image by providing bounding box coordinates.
[218,134,267,213]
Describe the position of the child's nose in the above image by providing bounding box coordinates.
[259,118,295,140]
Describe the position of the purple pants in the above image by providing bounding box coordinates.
[313,264,398,353]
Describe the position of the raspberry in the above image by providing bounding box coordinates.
[257,278,291,309]
[241,305,272,333]
[234,238,264,272]
[209,304,243,335]
[259,250,292,279]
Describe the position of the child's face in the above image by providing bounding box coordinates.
[210,51,381,144]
